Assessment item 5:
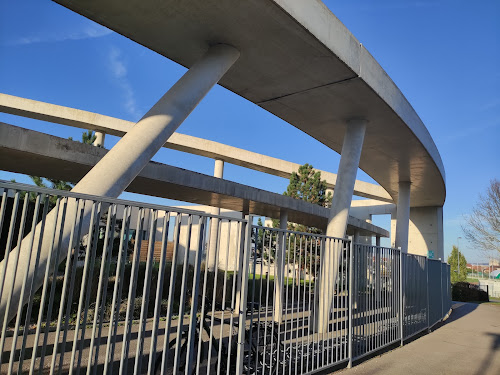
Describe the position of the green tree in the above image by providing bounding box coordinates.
[448,245,467,283]
[279,164,332,283]
[280,163,332,233]
[81,129,97,145]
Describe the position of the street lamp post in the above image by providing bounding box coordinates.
[457,237,462,279]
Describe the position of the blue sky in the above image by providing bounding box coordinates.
[0,0,498,262]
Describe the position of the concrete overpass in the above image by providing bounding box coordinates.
[0,122,388,237]
[0,93,393,203]
[0,93,442,257]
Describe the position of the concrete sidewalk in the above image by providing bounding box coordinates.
[339,302,500,375]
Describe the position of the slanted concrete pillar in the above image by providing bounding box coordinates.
[0,45,240,323]
[395,181,411,253]
[208,159,224,271]
[274,211,288,322]
[93,131,105,147]
[316,118,367,332]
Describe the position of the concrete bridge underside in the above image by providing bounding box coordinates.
[55,0,446,207]
[0,123,388,237]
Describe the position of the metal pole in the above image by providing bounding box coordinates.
[426,257,430,332]
[347,239,354,368]
[457,237,461,279]
[399,249,404,346]
[235,215,253,374]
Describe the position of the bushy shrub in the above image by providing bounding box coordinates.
[452,282,489,302]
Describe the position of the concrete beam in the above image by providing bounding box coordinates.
[0,122,389,238]
[0,93,393,203]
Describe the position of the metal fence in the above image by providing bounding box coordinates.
[0,181,452,374]
[478,280,500,298]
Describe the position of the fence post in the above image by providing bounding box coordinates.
[426,257,430,332]
[399,251,404,346]
[235,215,253,375]
[347,239,354,368]
[440,262,443,320]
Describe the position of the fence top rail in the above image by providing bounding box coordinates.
[353,243,401,253]
[428,258,446,264]
[0,180,248,223]
[403,252,428,261]
[252,223,349,243]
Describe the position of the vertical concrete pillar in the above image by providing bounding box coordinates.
[273,211,288,322]
[376,236,381,247]
[353,230,361,244]
[316,118,367,333]
[93,131,105,148]
[361,214,373,244]
[395,181,411,253]
[0,45,240,323]
[208,159,224,271]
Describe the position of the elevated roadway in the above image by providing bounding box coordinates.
[0,122,389,237]
[54,0,446,207]
[0,93,393,203]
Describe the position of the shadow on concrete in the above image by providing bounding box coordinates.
[338,302,481,373]
[474,332,500,375]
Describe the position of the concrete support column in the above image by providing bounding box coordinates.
[353,229,361,244]
[0,44,240,323]
[361,214,373,244]
[274,211,288,322]
[395,181,411,253]
[93,131,105,148]
[208,159,224,271]
[376,236,381,247]
[316,118,367,333]
[72,44,239,197]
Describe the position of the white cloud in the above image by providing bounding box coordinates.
[4,25,113,46]
[108,47,141,119]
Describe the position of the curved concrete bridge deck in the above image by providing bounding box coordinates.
[55,0,446,207]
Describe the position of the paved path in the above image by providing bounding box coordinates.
[339,302,500,375]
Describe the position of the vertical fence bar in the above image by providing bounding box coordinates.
[103,205,131,375]
[8,194,42,374]
[160,213,182,375]
[0,192,29,368]
[235,216,253,374]
[399,251,404,346]
[118,208,145,375]
[347,240,353,368]
[185,217,207,375]
[134,209,159,375]
[172,214,194,375]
